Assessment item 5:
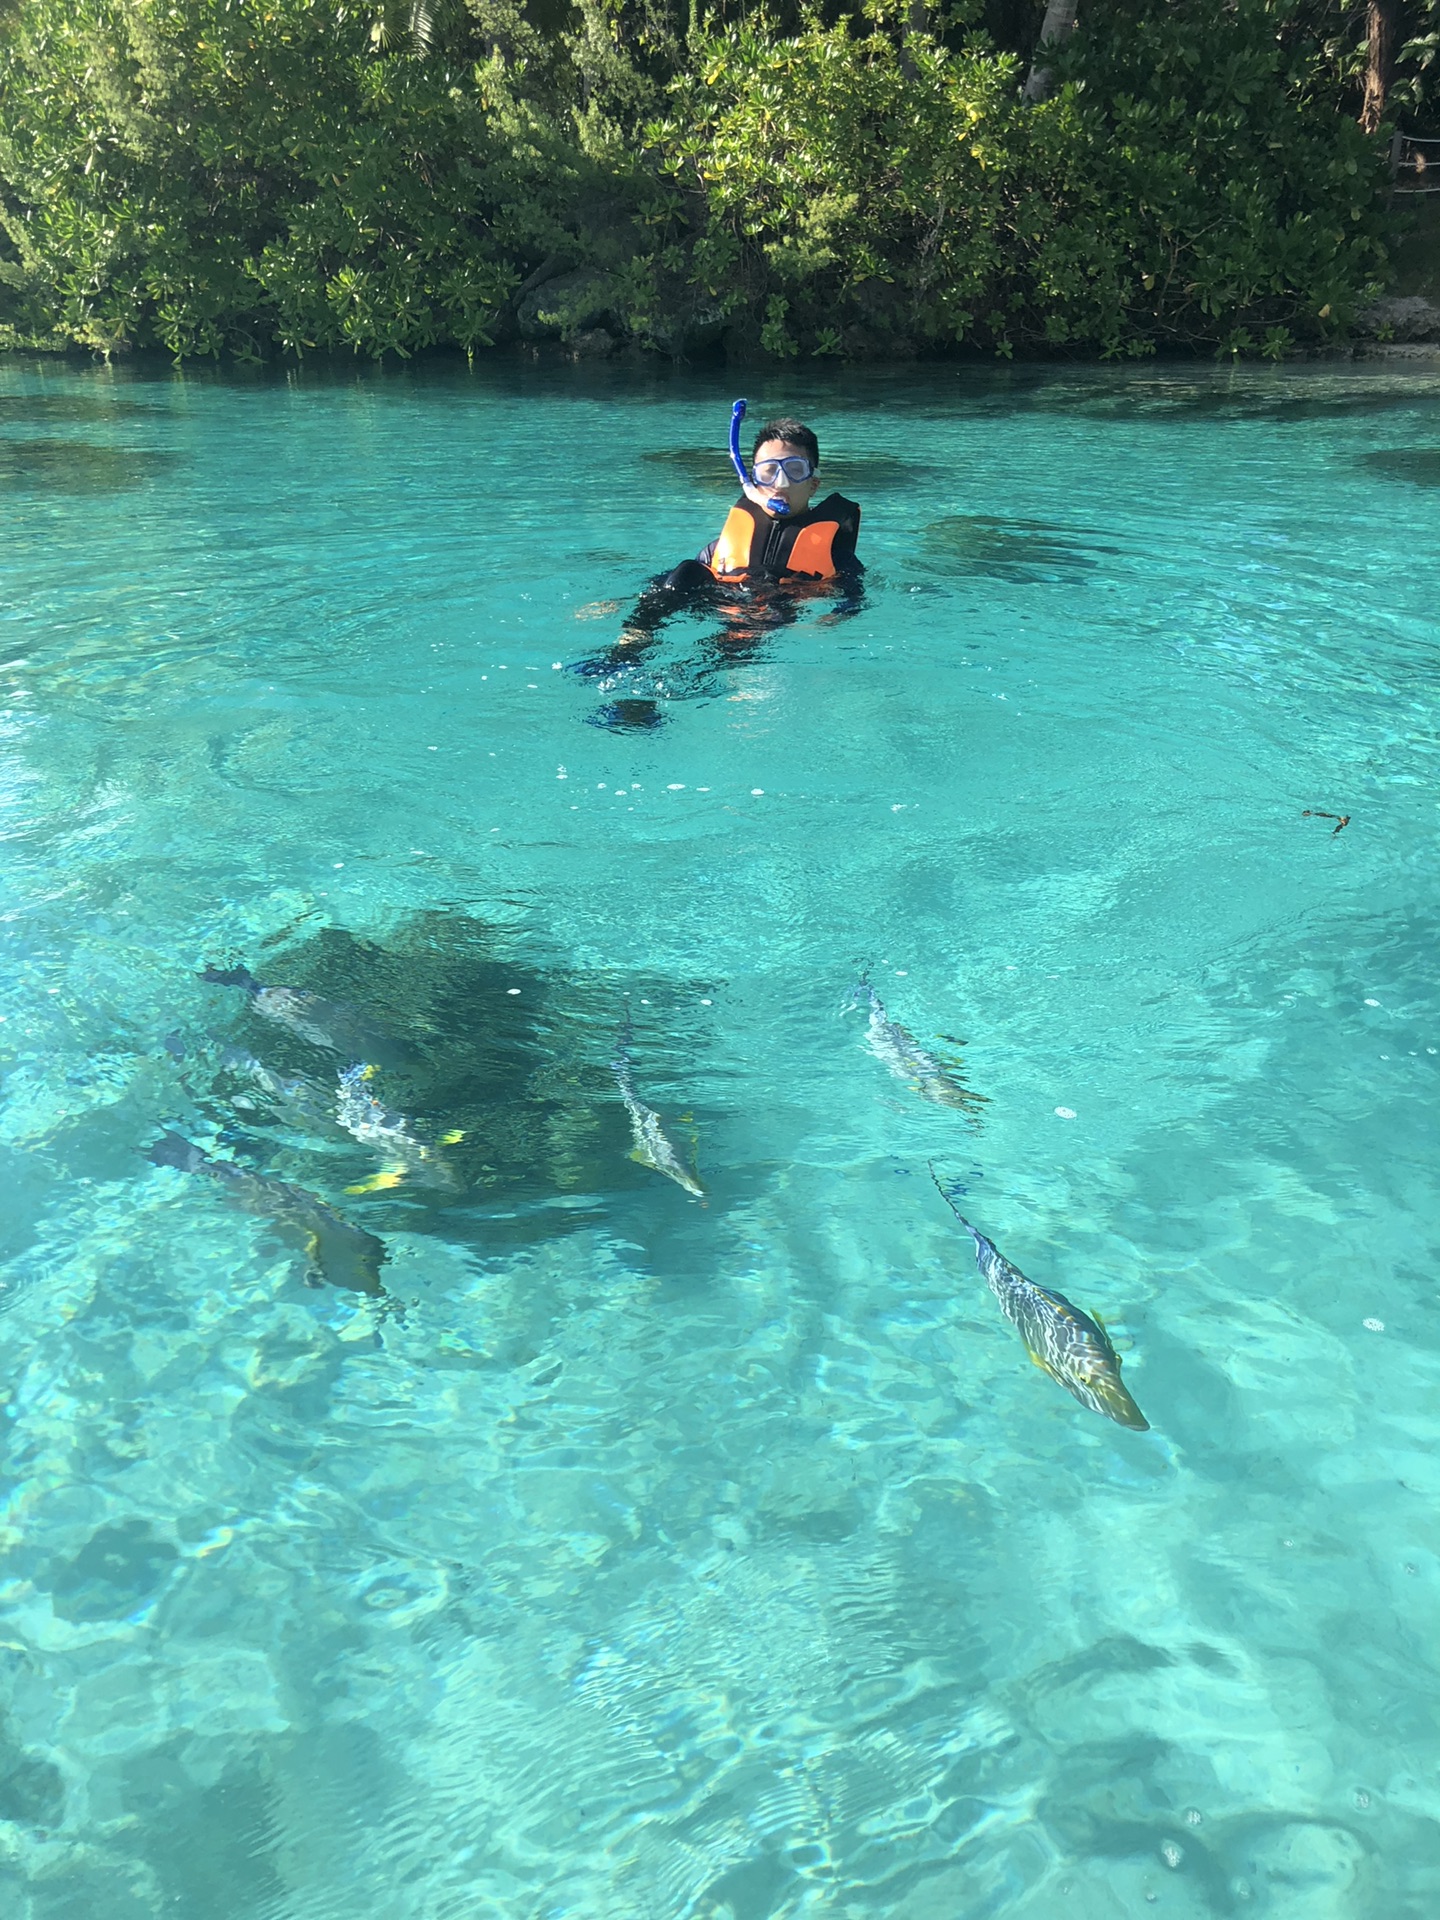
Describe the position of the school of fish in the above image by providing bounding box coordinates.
[152,956,1151,1433]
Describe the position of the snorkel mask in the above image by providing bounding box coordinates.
[729,398,790,518]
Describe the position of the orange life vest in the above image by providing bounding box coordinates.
[708,495,860,581]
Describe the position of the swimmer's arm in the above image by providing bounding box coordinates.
[818,567,867,625]
[611,567,707,652]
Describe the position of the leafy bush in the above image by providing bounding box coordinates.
[0,0,593,357]
[660,0,1394,357]
[0,0,1403,361]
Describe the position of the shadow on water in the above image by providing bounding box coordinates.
[917,513,1118,583]
[0,392,146,425]
[0,437,175,492]
[1358,446,1440,487]
[921,368,1440,426]
[49,1519,178,1624]
[642,447,945,493]
[189,910,726,1268]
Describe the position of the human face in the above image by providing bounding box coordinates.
[751,438,820,518]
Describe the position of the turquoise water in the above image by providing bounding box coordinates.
[1,351,1439,1918]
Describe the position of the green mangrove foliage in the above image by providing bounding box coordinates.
[0,0,598,357]
[0,0,1412,360]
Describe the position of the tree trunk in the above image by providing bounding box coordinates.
[1361,0,1399,136]
[900,0,929,82]
[1023,0,1078,104]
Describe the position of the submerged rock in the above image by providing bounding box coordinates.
[50,1521,178,1624]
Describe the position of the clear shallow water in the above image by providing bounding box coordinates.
[1,351,1439,1918]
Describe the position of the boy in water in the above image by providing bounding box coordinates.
[665,416,862,591]
[577,417,863,727]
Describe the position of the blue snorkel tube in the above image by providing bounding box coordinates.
[730,397,789,517]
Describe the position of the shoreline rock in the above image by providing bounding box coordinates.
[1354,293,1440,342]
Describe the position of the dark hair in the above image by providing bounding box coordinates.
[752,418,819,466]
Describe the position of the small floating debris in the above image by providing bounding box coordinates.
[1302,809,1350,835]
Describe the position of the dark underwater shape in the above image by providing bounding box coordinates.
[0,437,174,493]
[949,373,1440,426]
[931,1172,1148,1430]
[0,391,145,424]
[642,447,944,493]
[589,697,667,732]
[149,1129,388,1295]
[919,514,1116,583]
[203,913,734,1252]
[1359,447,1440,488]
[50,1520,179,1623]
[0,1714,64,1828]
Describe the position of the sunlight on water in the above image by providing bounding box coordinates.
[1,353,1438,1918]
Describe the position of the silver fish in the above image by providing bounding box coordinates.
[201,965,416,1070]
[335,1063,459,1192]
[149,1129,388,1295]
[856,977,986,1117]
[931,1169,1148,1430]
[613,1022,704,1199]
[219,1048,335,1133]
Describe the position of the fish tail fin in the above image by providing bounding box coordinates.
[200,964,260,993]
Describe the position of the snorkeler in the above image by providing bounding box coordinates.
[575,404,864,729]
[684,406,862,586]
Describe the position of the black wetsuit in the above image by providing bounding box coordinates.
[572,495,866,730]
